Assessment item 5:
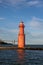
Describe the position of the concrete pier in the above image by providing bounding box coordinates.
[0,46,43,50]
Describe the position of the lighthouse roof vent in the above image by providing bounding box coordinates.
[19,21,25,27]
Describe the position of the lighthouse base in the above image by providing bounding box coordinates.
[18,34,25,48]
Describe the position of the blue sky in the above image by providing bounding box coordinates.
[0,0,43,45]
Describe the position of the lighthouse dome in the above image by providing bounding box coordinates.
[19,21,25,27]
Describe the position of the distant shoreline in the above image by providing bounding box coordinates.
[0,46,43,50]
[0,42,43,50]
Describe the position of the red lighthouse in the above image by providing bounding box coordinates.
[18,21,25,48]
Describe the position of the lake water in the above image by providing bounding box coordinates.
[0,49,43,65]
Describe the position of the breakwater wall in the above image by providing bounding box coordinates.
[0,46,43,50]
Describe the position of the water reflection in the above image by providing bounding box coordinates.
[17,49,25,65]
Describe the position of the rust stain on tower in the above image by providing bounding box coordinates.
[18,21,25,48]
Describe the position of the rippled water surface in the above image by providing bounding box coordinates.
[0,49,43,65]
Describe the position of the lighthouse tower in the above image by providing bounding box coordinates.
[18,21,25,48]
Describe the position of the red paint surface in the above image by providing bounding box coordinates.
[18,22,25,48]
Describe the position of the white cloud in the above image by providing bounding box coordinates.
[26,31,43,44]
[26,0,43,7]
[29,38,43,44]
[0,28,18,41]
[8,29,18,33]
[0,28,18,33]
[25,16,43,44]
[0,0,2,3]
[31,31,43,37]
[30,20,39,28]
[29,16,43,39]
[9,0,25,5]
[29,16,43,30]
[0,0,43,7]
[27,0,39,6]
[0,29,4,33]
[0,0,26,7]
[0,17,5,20]
[33,16,43,21]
